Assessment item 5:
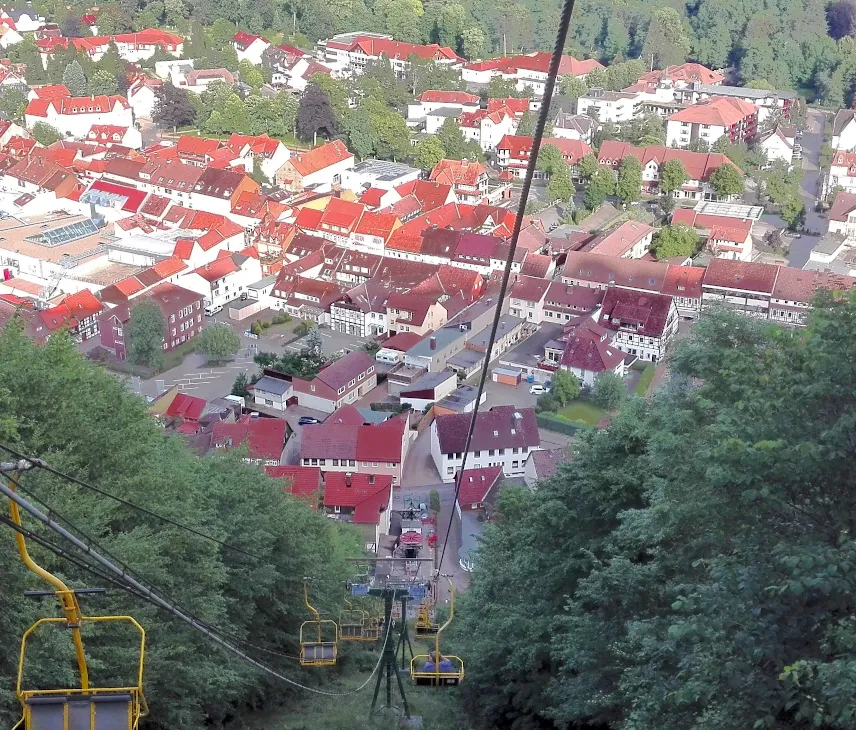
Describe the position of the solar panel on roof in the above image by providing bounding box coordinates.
[26,218,100,247]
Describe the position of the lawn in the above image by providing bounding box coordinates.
[556,400,606,427]
[635,364,656,396]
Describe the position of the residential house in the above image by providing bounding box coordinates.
[495,135,592,180]
[598,288,678,362]
[551,111,594,144]
[98,282,203,359]
[455,466,503,515]
[429,159,487,205]
[250,372,293,411]
[329,280,389,337]
[558,321,626,386]
[384,292,445,335]
[831,109,856,151]
[626,63,724,93]
[323,472,393,547]
[827,150,856,195]
[576,88,640,123]
[431,405,541,482]
[275,139,355,192]
[597,141,739,201]
[127,76,161,120]
[301,412,409,485]
[211,416,286,466]
[318,32,462,78]
[399,369,458,410]
[672,208,753,261]
[666,97,759,148]
[406,90,479,122]
[757,125,799,165]
[178,252,262,309]
[292,350,377,413]
[233,32,271,65]
[225,132,291,182]
[827,190,856,240]
[542,282,605,323]
[86,124,142,149]
[701,258,780,319]
[676,83,797,124]
[457,107,516,152]
[661,264,705,319]
[460,52,602,97]
[39,289,102,342]
[264,465,322,504]
[585,221,655,259]
[524,448,565,488]
[508,275,551,323]
[25,94,133,138]
[768,267,856,326]
[182,68,235,93]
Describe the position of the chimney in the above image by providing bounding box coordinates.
[345,472,352,487]
[429,336,436,350]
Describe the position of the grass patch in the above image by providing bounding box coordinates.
[556,400,606,427]
[99,339,197,377]
[635,363,656,396]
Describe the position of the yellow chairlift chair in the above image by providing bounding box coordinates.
[299,582,338,667]
[410,579,464,687]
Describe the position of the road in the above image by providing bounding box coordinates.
[787,108,828,268]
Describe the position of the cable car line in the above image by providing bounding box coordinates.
[434,0,578,573]
[0,477,395,698]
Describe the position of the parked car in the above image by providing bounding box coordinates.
[298,416,321,425]
[529,384,550,395]
[204,304,223,316]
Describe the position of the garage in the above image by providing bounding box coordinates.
[491,367,521,386]
[229,298,264,321]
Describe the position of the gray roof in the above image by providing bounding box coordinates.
[249,274,277,289]
[357,408,391,425]
[466,315,524,351]
[447,349,484,369]
[812,232,847,256]
[436,385,482,413]
[406,326,466,359]
[459,511,483,568]
[833,109,856,136]
[426,106,464,118]
[692,83,797,101]
[252,376,292,395]
[400,368,457,396]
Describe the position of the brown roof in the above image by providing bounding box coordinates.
[315,350,375,391]
[194,166,248,199]
[828,190,856,222]
[434,405,540,454]
[599,288,674,338]
[702,258,779,294]
[662,265,705,300]
[563,251,669,292]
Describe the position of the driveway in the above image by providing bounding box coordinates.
[140,351,258,400]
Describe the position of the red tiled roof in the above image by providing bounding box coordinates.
[320,196,364,230]
[828,190,856,221]
[392,179,453,213]
[519,252,552,278]
[177,135,220,157]
[487,97,530,115]
[327,404,367,425]
[661,265,705,300]
[497,135,592,166]
[382,331,424,352]
[771,267,856,303]
[588,221,654,257]
[212,418,286,461]
[560,335,624,373]
[598,140,741,179]
[510,275,550,302]
[599,288,674,338]
[418,90,479,104]
[324,472,392,524]
[265,465,320,500]
[165,392,207,421]
[702,258,779,294]
[39,289,102,331]
[295,206,324,230]
[191,255,240,282]
[429,159,485,188]
[89,179,147,212]
[315,350,375,391]
[339,35,461,62]
[289,139,352,177]
[234,31,269,48]
[355,211,398,239]
[435,406,540,454]
[457,466,503,506]
[32,84,70,99]
[358,187,386,208]
[628,63,724,93]
[669,96,757,126]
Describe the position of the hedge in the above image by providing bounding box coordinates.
[635,363,656,396]
[536,413,589,435]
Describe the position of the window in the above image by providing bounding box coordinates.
[367,366,374,374]
[170,314,175,323]
[488,449,495,456]
[334,506,341,513]
[372,462,378,467]
[333,459,339,466]
[349,460,356,466]
[116,327,123,336]
[362,461,369,467]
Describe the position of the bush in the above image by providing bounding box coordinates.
[535,392,558,413]
[635,363,656,396]
[294,321,312,337]
[250,322,263,336]
[262,320,271,329]
[272,313,292,325]
[535,413,588,435]
[591,372,626,410]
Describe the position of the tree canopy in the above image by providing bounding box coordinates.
[127,300,166,369]
[0,323,360,729]
[651,223,700,259]
[195,324,241,361]
[455,296,856,730]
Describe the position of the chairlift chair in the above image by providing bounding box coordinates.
[414,602,439,638]
[299,582,338,667]
[411,579,464,687]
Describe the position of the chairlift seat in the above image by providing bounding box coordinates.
[340,623,364,639]
[410,655,464,687]
[299,642,337,666]
[26,693,135,730]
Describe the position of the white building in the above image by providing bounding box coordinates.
[318,32,462,78]
[178,252,262,308]
[341,159,420,194]
[576,88,639,124]
[233,32,271,65]
[25,95,133,139]
[665,97,759,149]
[832,109,856,151]
[828,150,856,195]
[431,406,541,483]
[827,191,856,240]
[127,77,162,120]
[758,125,798,166]
[598,288,678,363]
[458,108,516,152]
[406,90,479,122]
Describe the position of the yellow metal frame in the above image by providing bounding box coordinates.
[411,579,464,687]
[5,470,148,729]
[339,598,380,642]
[414,602,439,638]
[299,582,338,667]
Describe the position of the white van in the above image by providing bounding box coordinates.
[204,304,223,317]
[529,383,548,395]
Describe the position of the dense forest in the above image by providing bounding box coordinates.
[25,0,856,104]
[0,323,364,729]
[453,295,856,730]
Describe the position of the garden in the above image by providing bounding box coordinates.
[534,369,631,433]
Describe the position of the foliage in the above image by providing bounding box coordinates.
[660,158,688,194]
[297,83,336,141]
[577,152,598,181]
[362,341,380,356]
[344,97,411,161]
[238,59,264,89]
[436,117,482,160]
[584,167,615,210]
[88,69,119,96]
[485,75,525,99]
[429,489,441,516]
[617,112,666,146]
[195,324,241,362]
[585,59,647,92]
[254,328,327,380]
[126,300,166,369]
[152,83,196,129]
[546,165,574,203]
[231,372,251,398]
[560,75,588,100]
[764,161,807,228]
[516,111,535,136]
[536,143,564,176]
[30,122,62,146]
[615,155,642,205]
[709,163,745,197]
[652,224,700,259]
[634,361,656,395]
[62,60,87,97]
[551,369,581,407]
[0,324,360,729]
[293,321,313,338]
[415,136,446,170]
[60,13,86,37]
[0,88,27,124]
[272,313,292,326]
[591,371,626,410]
[458,300,856,730]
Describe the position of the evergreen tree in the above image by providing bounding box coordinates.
[62,60,88,97]
[615,155,642,205]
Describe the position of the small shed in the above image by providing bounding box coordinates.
[492,367,521,386]
[228,297,264,321]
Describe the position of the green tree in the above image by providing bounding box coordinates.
[591,371,625,410]
[709,162,745,197]
[516,110,535,136]
[152,83,197,129]
[651,224,700,259]
[238,59,264,89]
[584,167,615,209]
[577,152,598,181]
[560,75,588,101]
[126,300,166,369]
[642,7,692,68]
[297,82,337,141]
[195,324,241,361]
[87,69,119,95]
[62,59,87,96]
[415,135,446,170]
[0,89,28,123]
[8,38,47,84]
[615,155,642,205]
[384,0,425,40]
[31,122,63,145]
[429,489,441,516]
[551,368,580,407]
[546,164,574,203]
[603,16,630,60]
[461,25,488,59]
[536,143,565,176]
[231,372,251,397]
[437,117,477,160]
[485,75,521,99]
[660,158,688,196]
